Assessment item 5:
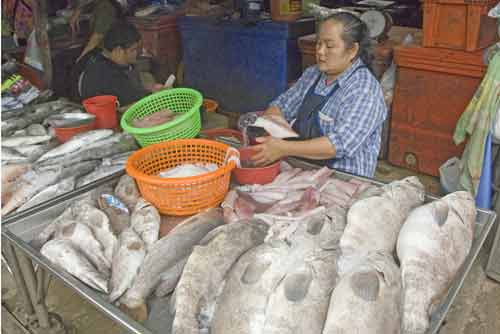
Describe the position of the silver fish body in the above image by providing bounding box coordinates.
[397,191,476,334]
[2,135,52,148]
[120,208,224,321]
[109,229,146,303]
[322,252,402,334]
[40,239,109,293]
[54,221,111,277]
[17,177,75,212]
[114,174,141,211]
[155,257,189,297]
[131,198,160,250]
[172,219,269,334]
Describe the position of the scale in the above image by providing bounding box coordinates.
[360,9,393,42]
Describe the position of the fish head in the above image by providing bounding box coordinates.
[386,176,425,209]
[443,191,477,231]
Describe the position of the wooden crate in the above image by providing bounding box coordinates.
[422,0,499,51]
[389,46,486,176]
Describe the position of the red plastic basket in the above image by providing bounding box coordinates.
[233,147,281,185]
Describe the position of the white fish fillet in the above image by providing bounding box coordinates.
[253,116,299,139]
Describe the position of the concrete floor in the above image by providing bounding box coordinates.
[2,160,499,334]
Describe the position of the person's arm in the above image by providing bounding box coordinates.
[69,7,82,36]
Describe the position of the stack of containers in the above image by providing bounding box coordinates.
[388,0,498,176]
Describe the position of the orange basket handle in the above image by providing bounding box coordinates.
[224,147,240,169]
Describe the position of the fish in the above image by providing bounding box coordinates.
[155,257,189,297]
[221,189,239,223]
[54,221,111,277]
[322,252,402,334]
[339,176,425,261]
[210,241,292,334]
[45,113,96,128]
[109,229,146,303]
[102,151,135,167]
[14,142,58,161]
[2,165,62,216]
[120,208,224,323]
[2,135,52,148]
[2,147,29,163]
[25,124,48,136]
[172,219,269,334]
[76,164,125,187]
[158,163,219,178]
[253,115,299,139]
[40,133,138,166]
[131,198,161,250]
[16,177,75,212]
[38,160,100,182]
[262,250,338,334]
[41,239,109,293]
[397,191,476,334]
[97,194,131,234]
[114,174,141,211]
[71,202,118,263]
[131,109,176,128]
[37,129,114,162]
[30,206,75,249]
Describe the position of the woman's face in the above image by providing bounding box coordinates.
[316,20,358,80]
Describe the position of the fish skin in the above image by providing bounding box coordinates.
[71,202,118,263]
[54,221,111,277]
[1,163,32,206]
[210,241,292,334]
[253,116,298,139]
[172,219,269,334]
[109,229,146,303]
[2,135,52,148]
[97,194,131,234]
[155,257,189,297]
[397,191,476,334]
[14,142,58,161]
[30,206,75,249]
[17,177,75,212]
[37,129,114,162]
[40,239,109,293]
[131,198,161,250]
[339,176,425,261]
[120,208,224,322]
[2,166,62,217]
[114,174,141,211]
[322,252,402,334]
[2,147,29,163]
[26,124,48,136]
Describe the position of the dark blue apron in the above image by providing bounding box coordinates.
[291,66,367,166]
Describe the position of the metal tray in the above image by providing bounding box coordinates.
[1,163,497,334]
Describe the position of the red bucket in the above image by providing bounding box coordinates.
[233,147,281,185]
[82,95,119,129]
[54,121,96,143]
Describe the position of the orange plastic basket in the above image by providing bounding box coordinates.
[126,139,238,216]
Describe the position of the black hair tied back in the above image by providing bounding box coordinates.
[321,12,374,71]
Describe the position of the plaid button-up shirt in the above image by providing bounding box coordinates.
[270,59,387,177]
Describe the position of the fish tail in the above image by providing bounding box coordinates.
[120,302,148,323]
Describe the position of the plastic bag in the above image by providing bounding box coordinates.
[493,106,500,144]
[24,30,43,71]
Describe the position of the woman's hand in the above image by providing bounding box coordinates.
[251,137,287,166]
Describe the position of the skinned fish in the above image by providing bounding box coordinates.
[397,191,476,334]
[120,208,224,322]
[54,221,111,277]
[37,129,113,162]
[155,257,189,297]
[40,239,108,293]
[172,219,269,334]
[322,252,402,334]
[71,202,118,263]
[17,177,75,212]
[339,176,425,263]
[253,115,298,139]
[131,198,161,250]
[109,229,146,303]
[114,174,141,211]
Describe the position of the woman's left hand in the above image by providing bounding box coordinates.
[251,137,286,166]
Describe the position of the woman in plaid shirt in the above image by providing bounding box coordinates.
[251,12,387,178]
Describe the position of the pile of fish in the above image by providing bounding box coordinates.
[1,100,139,216]
[32,163,477,334]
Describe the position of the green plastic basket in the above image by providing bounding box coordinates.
[121,88,203,147]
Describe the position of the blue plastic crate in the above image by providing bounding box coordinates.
[178,16,315,114]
